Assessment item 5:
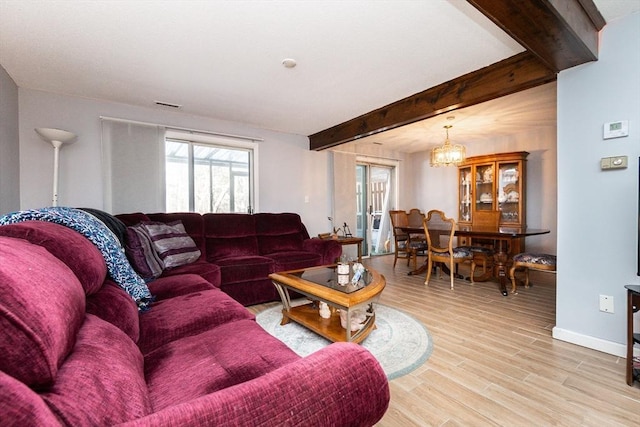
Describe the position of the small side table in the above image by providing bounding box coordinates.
[625,285,640,386]
[320,236,364,262]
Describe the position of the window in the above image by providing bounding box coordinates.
[165,132,257,214]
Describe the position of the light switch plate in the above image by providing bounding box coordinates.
[601,155,628,170]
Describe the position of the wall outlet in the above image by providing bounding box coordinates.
[599,295,614,313]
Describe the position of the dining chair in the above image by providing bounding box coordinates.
[406,208,428,259]
[389,210,426,270]
[463,210,500,283]
[423,210,473,290]
[389,210,411,268]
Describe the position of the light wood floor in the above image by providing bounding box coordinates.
[251,255,640,426]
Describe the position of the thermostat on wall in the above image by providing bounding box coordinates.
[603,120,629,139]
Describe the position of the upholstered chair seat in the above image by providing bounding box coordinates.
[509,253,557,294]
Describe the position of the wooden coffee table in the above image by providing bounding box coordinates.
[269,265,386,343]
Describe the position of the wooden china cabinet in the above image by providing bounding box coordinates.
[458,151,528,255]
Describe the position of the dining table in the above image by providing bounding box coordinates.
[399,225,550,296]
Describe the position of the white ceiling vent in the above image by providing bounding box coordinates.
[154,101,182,109]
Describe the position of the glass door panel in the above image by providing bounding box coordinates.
[356,163,395,257]
[459,166,472,222]
[475,163,495,214]
[497,161,521,224]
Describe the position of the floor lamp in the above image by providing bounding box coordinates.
[34,128,77,207]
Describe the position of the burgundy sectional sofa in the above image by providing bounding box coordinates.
[116,212,342,306]
[0,220,390,426]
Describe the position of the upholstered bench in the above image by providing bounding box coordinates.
[509,253,557,294]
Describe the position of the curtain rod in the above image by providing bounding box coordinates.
[99,115,264,142]
[330,148,403,163]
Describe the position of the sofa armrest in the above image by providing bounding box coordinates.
[303,238,342,264]
[119,343,389,427]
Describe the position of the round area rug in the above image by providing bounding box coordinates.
[256,303,433,380]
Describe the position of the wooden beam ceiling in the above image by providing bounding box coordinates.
[309,0,604,151]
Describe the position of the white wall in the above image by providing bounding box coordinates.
[555,12,640,356]
[0,64,20,215]
[17,89,331,236]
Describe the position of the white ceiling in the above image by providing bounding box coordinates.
[1,0,638,148]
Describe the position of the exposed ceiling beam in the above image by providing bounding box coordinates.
[469,0,604,72]
[309,0,603,151]
[309,52,556,151]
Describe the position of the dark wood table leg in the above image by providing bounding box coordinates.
[494,239,509,296]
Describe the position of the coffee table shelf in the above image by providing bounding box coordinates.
[269,265,385,343]
[284,302,376,344]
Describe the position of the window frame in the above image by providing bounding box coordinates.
[164,130,259,214]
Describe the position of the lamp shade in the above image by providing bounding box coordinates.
[34,127,77,206]
[35,128,77,145]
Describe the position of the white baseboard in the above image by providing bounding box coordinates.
[552,327,635,358]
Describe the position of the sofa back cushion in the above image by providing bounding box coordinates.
[255,213,306,255]
[204,213,259,260]
[0,221,107,295]
[0,237,85,387]
[86,280,141,343]
[115,212,150,227]
[42,314,151,425]
[0,371,61,426]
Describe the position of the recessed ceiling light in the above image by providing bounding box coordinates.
[282,58,297,68]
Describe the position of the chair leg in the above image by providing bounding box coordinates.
[509,265,518,294]
[449,259,455,290]
[470,260,476,284]
[425,256,433,285]
[524,268,530,288]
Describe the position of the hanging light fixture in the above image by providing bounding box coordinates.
[430,124,466,167]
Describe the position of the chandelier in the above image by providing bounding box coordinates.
[430,125,466,167]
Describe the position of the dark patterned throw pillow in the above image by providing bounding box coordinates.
[141,220,201,269]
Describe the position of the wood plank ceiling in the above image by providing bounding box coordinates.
[309,0,606,151]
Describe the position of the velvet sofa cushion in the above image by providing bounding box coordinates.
[146,273,216,301]
[214,255,274,284]
[115,212,151,227]
[0,237,85,387]
[157,260,221,288]
[0,371,61,426]
[86,280,140,343]
[137,286,254,354]
[144,318,299,411]
[219,278,280,307]
[204,213,259,260]
[266,251,323,272]
[0,221,107,295]
[42,314,151,426]
[141,220,202,269]
[255,212,306,254]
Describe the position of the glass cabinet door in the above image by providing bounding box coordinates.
[497,161,521,224]
[459,166,472,222]
[474,163,495,214]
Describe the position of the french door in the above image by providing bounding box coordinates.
[355,162,396,257]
